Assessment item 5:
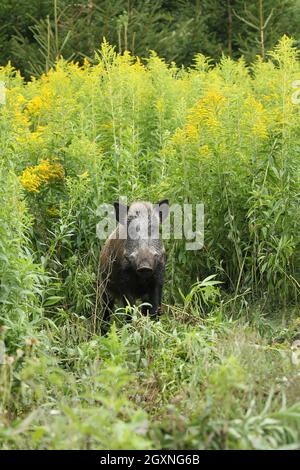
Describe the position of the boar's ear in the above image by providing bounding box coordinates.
[114,202,129,224]
[156,199,169,223]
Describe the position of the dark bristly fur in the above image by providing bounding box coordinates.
[100,200,169,322]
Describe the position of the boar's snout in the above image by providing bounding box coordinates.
[129,251,156,277]
[136,264,154,277]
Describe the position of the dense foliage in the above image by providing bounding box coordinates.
[0,37,300,449]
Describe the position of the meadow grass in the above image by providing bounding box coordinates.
[0,37,300,449]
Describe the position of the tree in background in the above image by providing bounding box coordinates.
[0,0,299,77]
[231,0,300,60]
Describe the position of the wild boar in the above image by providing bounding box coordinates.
[99,200,169,321]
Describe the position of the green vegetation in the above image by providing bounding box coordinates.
[0,36,300,449]
[0,0,300,78]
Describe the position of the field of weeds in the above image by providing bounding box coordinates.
[1,37,300,449]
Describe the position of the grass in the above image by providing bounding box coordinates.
[1,297,300,449]
[1,36,300,449]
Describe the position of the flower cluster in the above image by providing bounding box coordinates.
[47,206,60,217]
[189,89,225,129]
[19,159,65,193]
[26,86,53,116]
[243,96,269,139]
[172,89,225,145]
[26,95,43,115]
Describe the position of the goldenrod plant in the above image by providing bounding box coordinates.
[1,37,300,449]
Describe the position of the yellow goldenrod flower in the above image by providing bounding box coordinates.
[200,144,210,154]
[16,94,26,105]
[19,167,41,193]
[171,128,186,145]
[14,110,30,126]
[47,206,60,217]
[26,95,43,115]
[188,89,225,129]
[83,57,90,68]
[37,159,65,183]
[155,98,165,113]
[243,96,268,139]
[19,159,65,193]
[185,123,198,141]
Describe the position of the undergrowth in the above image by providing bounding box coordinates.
[1,37,300,449]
